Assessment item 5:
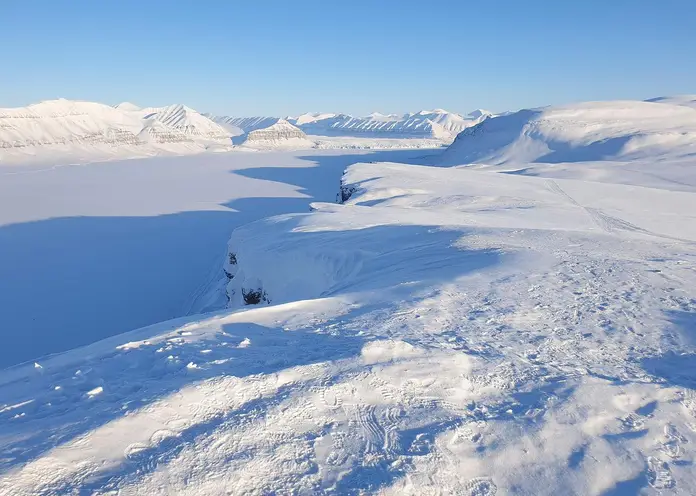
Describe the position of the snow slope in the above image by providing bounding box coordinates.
[443,100,696,165]
[3,152,696,494]
[646,95,696,109]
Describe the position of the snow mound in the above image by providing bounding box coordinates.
[443,100,696,165]
[142,104,231,142]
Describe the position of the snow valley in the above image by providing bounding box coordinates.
[1,96,696,495]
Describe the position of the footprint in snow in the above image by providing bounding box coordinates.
[647,456,675,489]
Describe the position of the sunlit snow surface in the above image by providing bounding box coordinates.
[2,99,696,495]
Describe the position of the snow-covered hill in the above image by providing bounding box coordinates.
[0,99,233,166]
[443,100,696,165]
[0,99,145,150]
[235,119,315,149]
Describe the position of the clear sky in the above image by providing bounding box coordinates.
[2,0,694,116]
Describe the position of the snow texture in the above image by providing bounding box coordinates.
[1,97,696,495]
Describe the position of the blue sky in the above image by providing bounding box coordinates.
[2,0,694,116]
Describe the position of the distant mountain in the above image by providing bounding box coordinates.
[114,102,142,112]
[0,99,232,165]
[235,119,315,149]
[209,116,280,134]
[141,104,230,141]
[217,109,490,140]
[443,99,696,165]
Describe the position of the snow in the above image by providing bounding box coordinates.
[0,148,432,369]
[0,99,233,167]
[1,96,696,494]
[140,104,231,142]
[235,119,315,149]
[646,95,696,109]
[214,108,489,141]
[211,115,281,133]
[299,109,484,140]
[114,102,142,112]
[443,100,696,166]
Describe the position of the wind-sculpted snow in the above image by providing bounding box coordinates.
[3,154,694,494]
[443,100,696,165]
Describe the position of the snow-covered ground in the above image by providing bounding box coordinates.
[0,148,433,369]
[1,97,696,495]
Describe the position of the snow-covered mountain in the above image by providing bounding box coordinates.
[0,99,145,150]
[139,104,231,142]
[295,108,488,139]
[443,100,696,165]
[210,116,280,134]
[235,119,315,149]
[213,109,491,141]
[0,99,233,165]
